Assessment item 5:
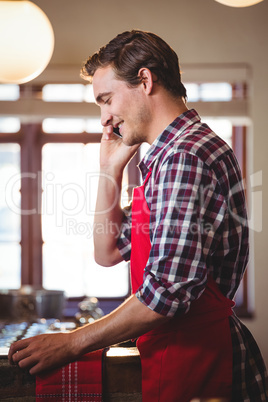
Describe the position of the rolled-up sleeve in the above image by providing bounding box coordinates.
[117,203,132,262]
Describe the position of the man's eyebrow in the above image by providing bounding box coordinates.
[95,91,112,105]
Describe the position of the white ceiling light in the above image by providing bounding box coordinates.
[0,1,54,84]
[215,0,264,7]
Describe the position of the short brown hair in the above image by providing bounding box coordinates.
[81,30,187,99]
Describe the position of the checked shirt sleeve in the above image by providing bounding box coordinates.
[135,152,227,317]
[117,203,132,262]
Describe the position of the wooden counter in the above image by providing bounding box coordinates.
[0,347,142,402]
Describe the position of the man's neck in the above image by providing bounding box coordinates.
[147,96,188,145]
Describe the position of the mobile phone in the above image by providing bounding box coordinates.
[113,127,122,138]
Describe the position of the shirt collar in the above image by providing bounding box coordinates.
[138,109,201,177]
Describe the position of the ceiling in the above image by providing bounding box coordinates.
[31,0,267,77]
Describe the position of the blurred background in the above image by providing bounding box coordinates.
[0,0,267,366]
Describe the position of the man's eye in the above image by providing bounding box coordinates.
[104,98,111,105]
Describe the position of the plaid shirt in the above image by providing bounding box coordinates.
[118,109,268,400]
[119,108,249,315]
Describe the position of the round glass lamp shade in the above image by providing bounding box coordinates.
[0,1,54,84]
[215,0,264,7]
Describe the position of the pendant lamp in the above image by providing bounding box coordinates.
[214,0,264,7]
[0,1,54,84]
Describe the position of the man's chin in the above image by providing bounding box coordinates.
[123,135,142,147]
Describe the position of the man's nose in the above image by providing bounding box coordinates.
[101,110,113,127]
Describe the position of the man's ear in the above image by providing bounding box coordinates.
[138,68,154,94]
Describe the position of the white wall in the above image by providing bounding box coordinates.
[34,0,268,365]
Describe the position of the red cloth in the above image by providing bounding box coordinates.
[130,170,234,401]
[36,349,104,402]
[130,170,152,294]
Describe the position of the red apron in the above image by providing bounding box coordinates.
[130,171,234,402]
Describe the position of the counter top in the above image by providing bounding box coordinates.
[0,347,142,402]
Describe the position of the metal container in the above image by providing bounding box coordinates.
[0,286,65,321]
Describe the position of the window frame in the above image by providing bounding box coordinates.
[0,123,135,316]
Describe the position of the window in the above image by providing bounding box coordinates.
[185,82,233,102]
[0,84,131,311]
[0,117,20,133]
[41,142,129,298]
[42,117,103,134]
[0,84,20,101]
[0,143,21,288]
[42,84,95,103]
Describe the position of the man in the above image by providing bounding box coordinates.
[9,30,268,401]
